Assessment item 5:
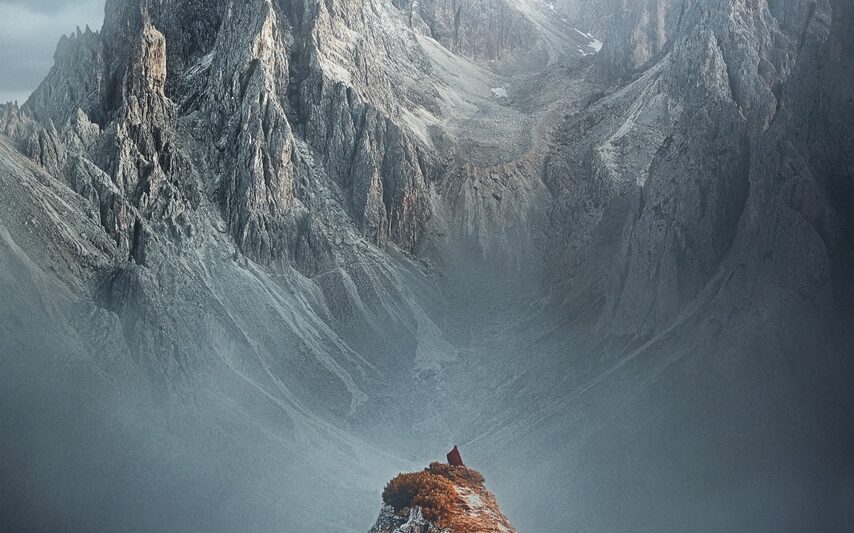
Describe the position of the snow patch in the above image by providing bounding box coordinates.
[318,58,353,85]
[574,28,604,55]
[465,490,485,509]
[185,51,214,78]
[491,86,509,99]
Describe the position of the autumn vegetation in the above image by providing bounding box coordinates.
[383,469,458,524]
[382,462,512,532]
[425,462,485,487]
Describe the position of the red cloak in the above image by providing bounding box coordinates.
[447,445,464,467]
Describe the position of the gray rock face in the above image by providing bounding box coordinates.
[16,0,440,269]
[545,0,850,339]
[369,506,446,533]
[394,0,538,61]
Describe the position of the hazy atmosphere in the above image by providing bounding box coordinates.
[1,0,852,531]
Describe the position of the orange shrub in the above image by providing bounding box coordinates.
[426,462,485,487]
[382,471,457,524]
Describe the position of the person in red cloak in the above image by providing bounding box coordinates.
[447,445,464,467]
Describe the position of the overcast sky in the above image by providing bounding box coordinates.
[0,0,105,103]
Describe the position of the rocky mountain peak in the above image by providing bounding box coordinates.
[128,23,168,96]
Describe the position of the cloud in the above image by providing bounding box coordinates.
[0,0,105,103]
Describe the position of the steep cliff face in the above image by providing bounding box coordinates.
[545,0,847,339]
[16,0,441,269]
[393,0,538,61]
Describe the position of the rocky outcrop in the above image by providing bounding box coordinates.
[1,103,143,260]
[370,463,515,533]
[24,26,106,126]
[371,506,447,533]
